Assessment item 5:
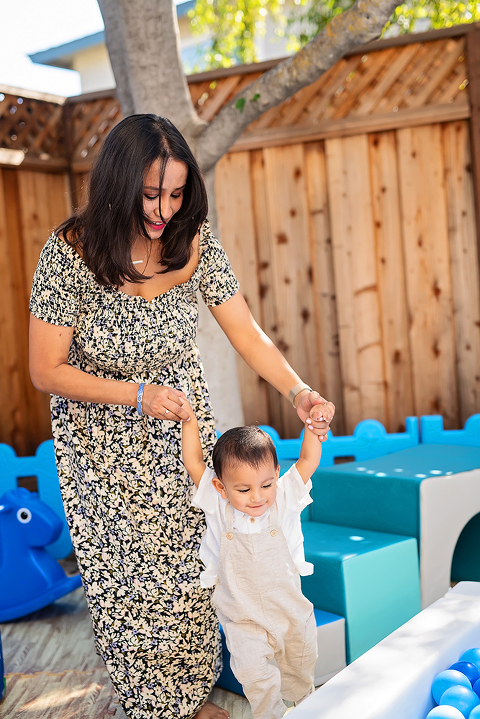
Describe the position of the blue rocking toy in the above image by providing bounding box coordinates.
[0,488,82,622]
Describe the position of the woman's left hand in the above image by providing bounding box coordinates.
[295,391,335,439]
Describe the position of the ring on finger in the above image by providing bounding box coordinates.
[164,409,169,416]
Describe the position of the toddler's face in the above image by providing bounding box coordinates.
[212,460,280,517]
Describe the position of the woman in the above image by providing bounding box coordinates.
[29,114,334,719]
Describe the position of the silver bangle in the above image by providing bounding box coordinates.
[288,382,312,408]
[137,383,145,416]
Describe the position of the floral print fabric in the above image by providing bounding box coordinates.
[29,221,239,718]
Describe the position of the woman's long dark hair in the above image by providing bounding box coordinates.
[56,114,208,287]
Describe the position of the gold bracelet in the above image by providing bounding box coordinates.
[288,382,312,408]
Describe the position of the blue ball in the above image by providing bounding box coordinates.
[470,707,480,719]
[460,649,480,672]
[432,671,472,704]
[473,679,480,699]
[449,662,480,686]
[426,707,466,719]
[440,686,480,717]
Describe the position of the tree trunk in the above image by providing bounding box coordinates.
[197,166,245,431]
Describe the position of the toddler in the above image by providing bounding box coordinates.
[182,403,329,719]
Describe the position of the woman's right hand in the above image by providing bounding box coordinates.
[141,384,190,422]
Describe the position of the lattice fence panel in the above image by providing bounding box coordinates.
[0,91,66,165]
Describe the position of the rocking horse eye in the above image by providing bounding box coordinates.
[17,508,32,524]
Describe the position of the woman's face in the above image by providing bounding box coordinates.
[143,158,188,240]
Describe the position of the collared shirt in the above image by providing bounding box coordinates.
[191,464,314,588]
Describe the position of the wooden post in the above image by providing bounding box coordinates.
[467,27,480,259]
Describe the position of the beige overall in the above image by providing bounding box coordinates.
[213,502,317,719]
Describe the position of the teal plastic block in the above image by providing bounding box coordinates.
[308,444,480,538]
[261,418,419,467]
[301,522,421,662]
[0,441,71,559]
[420,414,480,447]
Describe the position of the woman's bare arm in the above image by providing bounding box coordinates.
[29,314,189,421]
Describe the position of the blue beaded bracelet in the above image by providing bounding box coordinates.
[137,383,145,416]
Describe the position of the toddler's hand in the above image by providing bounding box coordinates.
[309,401,334,424]
[306,401,334,442]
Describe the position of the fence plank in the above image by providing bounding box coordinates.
[0,171,29,452]
[397,124,459,427]
[369,131,414,431]
[1,170,38,454]
[249,149,285,434]
[303,141,345,435]
[263,144,320,439]
[467,27,480,264]
[443,121,480,423]
[216,151,270,426]
[16,171,71,446]
[325,134,386,433]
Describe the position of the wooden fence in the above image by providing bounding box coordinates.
[1,24,480,452]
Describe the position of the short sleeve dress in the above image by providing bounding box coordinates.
[29,220,239,719]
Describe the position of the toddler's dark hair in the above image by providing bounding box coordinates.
[212,426,278,479]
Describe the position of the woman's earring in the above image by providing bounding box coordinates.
[109,203,112,210]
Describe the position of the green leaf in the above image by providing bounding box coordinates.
[236,98,247,113]
[252,93,261,101]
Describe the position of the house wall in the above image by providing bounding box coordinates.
[73,44,116,94]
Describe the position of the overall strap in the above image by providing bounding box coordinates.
[268,502,279,526]
[225,502,235,532]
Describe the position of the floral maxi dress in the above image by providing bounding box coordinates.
[29,220,240,719]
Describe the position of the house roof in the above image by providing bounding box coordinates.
[29,0,195,69]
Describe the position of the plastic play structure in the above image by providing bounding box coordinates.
[218,414,480,694]
[288,582,480,719]
[0,414,479,698]
[0,487,81,622]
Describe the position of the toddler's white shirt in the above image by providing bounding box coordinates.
[191,464,314,588]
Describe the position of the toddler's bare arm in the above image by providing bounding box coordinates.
[181,400,206,488]
[295,410,324,483]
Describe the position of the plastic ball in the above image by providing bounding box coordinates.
[440,685,480,717]
[470,707,480,719]
[432,671,472,704]
[449,662,480,686]
[473,679,480,699]
[460,649,480,672]
[426,708,467,719]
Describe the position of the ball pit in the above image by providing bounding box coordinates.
[288,583,480,719]
[429,647,480,718]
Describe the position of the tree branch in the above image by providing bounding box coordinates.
[196,0,401,172]
[98,0,205,141]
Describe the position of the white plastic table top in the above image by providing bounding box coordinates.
[289,582,480,719]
